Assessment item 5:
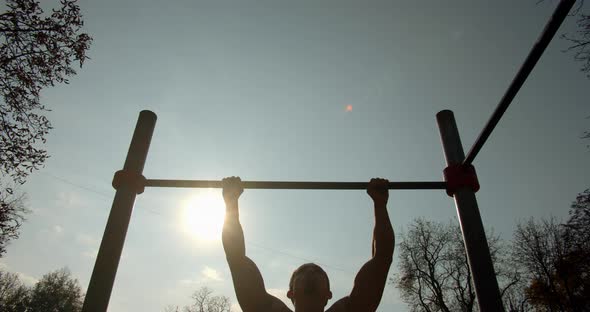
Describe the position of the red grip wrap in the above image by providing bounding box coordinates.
[112,170,146,194]
[443,164,480,197]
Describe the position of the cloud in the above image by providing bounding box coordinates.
[38,225,66,240]
[82,249,98,260]
[55,190,84,209]
[53,225,64,234]
[76,233,99,246]
[201,266,222,281]
[75,233,100,260]
[178,266,224,286]
[0,262,38,286]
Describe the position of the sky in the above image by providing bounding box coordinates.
[1,0,589,311]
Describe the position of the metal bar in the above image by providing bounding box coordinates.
[437,110,505,312]
[463,0,576,165]
[81,111,157,312]
[145,179,447,190]
[436,110,504,312]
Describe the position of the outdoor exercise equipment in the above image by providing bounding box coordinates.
[81,1,576,311]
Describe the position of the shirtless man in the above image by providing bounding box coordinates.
[221,177,394,312]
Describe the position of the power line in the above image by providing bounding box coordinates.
[38,171,355,275]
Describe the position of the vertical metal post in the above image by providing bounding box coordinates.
[81,111,157,312]
[436,110,504,311]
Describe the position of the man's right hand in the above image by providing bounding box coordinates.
[222,176,243,204]
[367,178,389,206]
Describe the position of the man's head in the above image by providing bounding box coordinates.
[287,263,332,309]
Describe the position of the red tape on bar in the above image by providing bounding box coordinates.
[112,170,146,194]
[443,164,480,197]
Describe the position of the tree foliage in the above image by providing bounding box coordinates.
[0,188,27,257]
[538,0,590,78]
[27,268,83,312]
[0,270,29,312]
[512,217,590,312]
[562,6,590,78]
[165,287,232,312]
[0,0,91,184]
[0,0,91,257]
[393,218,518,312]
[0,267,84,312]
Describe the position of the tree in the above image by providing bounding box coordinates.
[27,268,84,312]
[562,6,590,78]
[0,270,29,312]
[0,0,91,255]
[165,287,232,312]
[393,218,519,312]
[538,0,590,78]
[566,189,590,248]
[164,306,181,312]
[184,287,231,312]
[512,217,590,312]
[0,188,27,257]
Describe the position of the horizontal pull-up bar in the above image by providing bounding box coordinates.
[145,179,447,190]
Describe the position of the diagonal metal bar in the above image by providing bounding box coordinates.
[463,0,576,165]
[145,179,447,190]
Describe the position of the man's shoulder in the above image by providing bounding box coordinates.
[268,295,293,312]
[327,296,350,312]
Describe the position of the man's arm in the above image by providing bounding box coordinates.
[330,178,395,312]
[221,177,290,312]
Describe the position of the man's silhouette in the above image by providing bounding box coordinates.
[221,176,394,312]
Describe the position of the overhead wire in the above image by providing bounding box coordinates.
[38,171,355,276]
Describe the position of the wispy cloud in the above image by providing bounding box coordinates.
[55,190,84,209]
[76,233,99,246]
[75,233,100,259]
[82,249,98,259]
[178,266,224,286]
[53,225,64,234]
[201,266,222,281]
[0,262,38,286]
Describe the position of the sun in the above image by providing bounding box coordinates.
[181,190,226,242]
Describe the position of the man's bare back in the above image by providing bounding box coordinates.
[221,177,394,312]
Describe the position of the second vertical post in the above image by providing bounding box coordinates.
[436,110,504,312]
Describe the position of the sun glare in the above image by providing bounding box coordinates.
[181,190,226,242]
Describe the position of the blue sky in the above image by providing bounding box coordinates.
[1,0,589,311]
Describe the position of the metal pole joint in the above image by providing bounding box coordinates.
[443,164,480,197]
[112,170,147,194]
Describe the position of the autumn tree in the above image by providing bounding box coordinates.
[0,0,91,255]
[0,270,29,312]
[27,268,84,312]
[512,217,590,312]
[393,218,519,312]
